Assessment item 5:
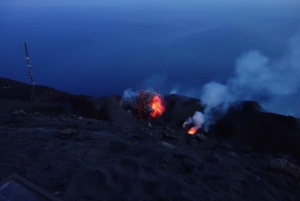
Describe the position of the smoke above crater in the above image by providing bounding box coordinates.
[201,30,300,119]
[123,29,300,128]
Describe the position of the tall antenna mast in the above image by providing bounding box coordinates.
[24,43,38,115]
[24,43,35,86]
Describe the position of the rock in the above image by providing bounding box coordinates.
[12,110,27,116]
[236,145,252,154]
[163,127,173,131]
[59,129,75,138]
[87,120,97,125]
[97,96,136,126]
[60,142,66,146]
[85,133,93,140]
[186,136,198,146]
[268,158,300,180]
[196,133,207,141]
[172,152,187,159]
[230,152,238,158]
[204,154,222,163]
[241,180,247,186]
[160,141,175,149]
[220,141,233,150]
[162,131,177,140]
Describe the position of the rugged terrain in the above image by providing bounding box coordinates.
[1,77,300,200]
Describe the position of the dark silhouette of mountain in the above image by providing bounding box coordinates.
[0,77,134,123]
[0,77,70,101]
[212,101,300,160]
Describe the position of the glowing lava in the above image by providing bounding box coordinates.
[150,95,165,118]
[187,126,198,135]
[183,111,204,135]
[135,89,165,119]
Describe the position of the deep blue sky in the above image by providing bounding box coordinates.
[1,1,300,116]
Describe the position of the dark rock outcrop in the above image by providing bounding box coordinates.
[211,101,300,160]
[161,94,204,128]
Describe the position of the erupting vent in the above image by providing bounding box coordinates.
[135,89,165,119]
[187,127,198,135]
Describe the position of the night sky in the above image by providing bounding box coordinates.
[1,0,300,117]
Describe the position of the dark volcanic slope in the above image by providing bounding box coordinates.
[0,77,77,118]
[212,101,300,160]
[0,115,300,201]
[1,77,300,200]
[1,77,300,160]
[0,77,132,122]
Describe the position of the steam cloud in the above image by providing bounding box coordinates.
[123,29,300,128]
[183,111,205,132]
[201,30,300,124]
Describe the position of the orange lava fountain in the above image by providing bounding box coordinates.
[135,89,165,119]
[150,95,165,118]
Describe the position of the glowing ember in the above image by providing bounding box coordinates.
[150,95,165,118]
[135,89,148,119]
[187,126,198,135]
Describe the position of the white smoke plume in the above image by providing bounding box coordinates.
[183,111,205,133]
[123,29,300,127]
[123,88,139,98]
[123,75,170,98]
[201,29,300,125]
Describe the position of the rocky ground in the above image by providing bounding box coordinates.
[1,77,300,200]
[1,114,300,201]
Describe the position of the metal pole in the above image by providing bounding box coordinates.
[24,43,39,116]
